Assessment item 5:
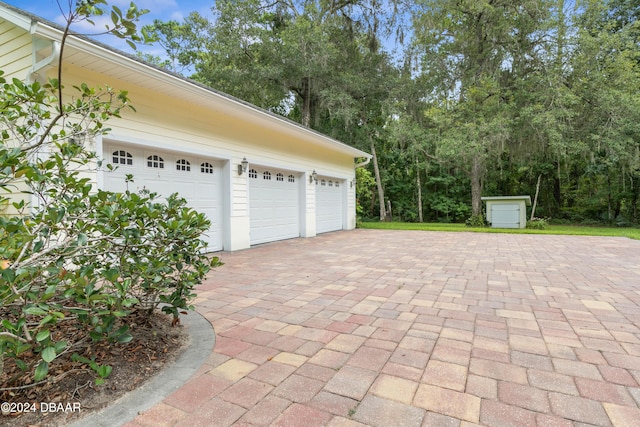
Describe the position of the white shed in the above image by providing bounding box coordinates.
[481,196,532,229]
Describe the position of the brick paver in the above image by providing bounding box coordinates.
[480,399,537,427]
[125,230,640,426]
[133,403,187,427]
[414,384,481,422]
[369,374,418,404]
[324,366,377,400]
[271,403,332,427]
[272,374,324,403]
[353,395,425,427]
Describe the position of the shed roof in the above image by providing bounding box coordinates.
[481,196,532,206]
[0,1,371,160]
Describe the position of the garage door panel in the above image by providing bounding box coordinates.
[249,167,300,245]
[316,177,343,234]
[103,145,224,251]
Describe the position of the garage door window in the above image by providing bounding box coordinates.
[147,155,164,169]
[249,168,257,179]
[288,175,295,183]
[112,150,133,165]
[201,162,214,174]
[276,173,284,182]
[263,171,271,180]
[176,159,191,172]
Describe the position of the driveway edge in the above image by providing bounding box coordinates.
[67,309,215,427]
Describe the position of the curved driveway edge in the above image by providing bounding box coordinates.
[68,308,215,427]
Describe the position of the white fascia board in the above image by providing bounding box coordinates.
[0,4,32,31]
[27,20,371,161]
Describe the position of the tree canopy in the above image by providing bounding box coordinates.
[144,0,640,225]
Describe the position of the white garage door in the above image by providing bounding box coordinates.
[249,167,300,245]
[316,177,343,234]
[102,145,224,251]
[491,204,520,228]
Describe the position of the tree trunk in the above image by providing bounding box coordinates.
[471,154,484,217]
[416,159,423,222]
[631,174,639,222]
[301,77,311,128]
[607,171,613,222]
[554,160,562,213]
[370,141,386,221]
[530,173,542,220]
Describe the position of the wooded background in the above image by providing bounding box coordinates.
[141,0,640,225]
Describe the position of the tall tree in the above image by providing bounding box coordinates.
[315,30,400,220]
[565,0,640,221]
[181,0,402,127]
[146,0,404,220]
[412,0,553,217]
[140,14,209,74]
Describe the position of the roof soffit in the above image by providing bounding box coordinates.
[0,2,370,160]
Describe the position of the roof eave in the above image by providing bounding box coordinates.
[25,18,371,160]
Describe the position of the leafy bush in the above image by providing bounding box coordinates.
[0,126,220,385]
[465,214,487,227]
[526,217,548,229]
[0,2,219,386]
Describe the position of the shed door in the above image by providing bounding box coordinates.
[316,177,343,233]
[491,204,520,228]
[103,145,224,251]
[249,167,300,245]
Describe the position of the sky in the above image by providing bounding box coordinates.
[3,0,215,55]
[4,0,410,70]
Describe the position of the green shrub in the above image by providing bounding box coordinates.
[465,214,487,227]
[526,217,548,229]
[0,141,219,384]
[0,2,218,386]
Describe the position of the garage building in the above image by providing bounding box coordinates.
[0,3,370,252]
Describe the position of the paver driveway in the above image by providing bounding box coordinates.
[127,229,640,427]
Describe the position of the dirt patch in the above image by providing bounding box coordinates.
[0,310,189,426]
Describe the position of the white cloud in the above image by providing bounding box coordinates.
[170,11,184,21]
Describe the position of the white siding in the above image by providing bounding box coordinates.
[0,20,32,79]
[0,21,33,217]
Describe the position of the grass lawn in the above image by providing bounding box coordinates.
[359,221,640,240]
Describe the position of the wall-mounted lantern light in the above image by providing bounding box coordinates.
[351,178,356,188]
[238,157,249,175]
[310,170,318,184]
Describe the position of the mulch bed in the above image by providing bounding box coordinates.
[0,309,189,426]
